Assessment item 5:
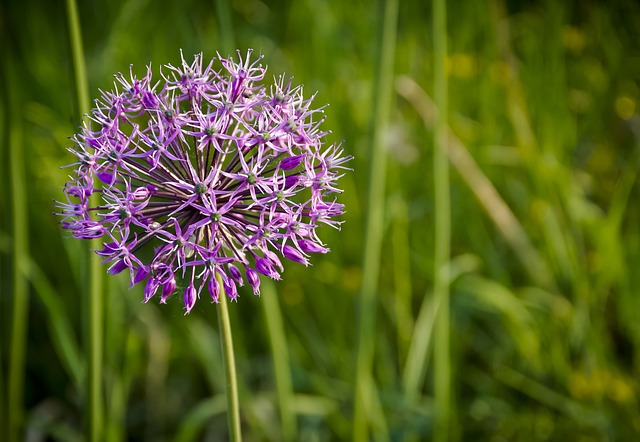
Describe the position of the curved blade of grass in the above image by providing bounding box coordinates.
[491,364,607,429]
[395,76,554,289]
[262,280,297,441]
[174,396,227,442]
[184,316,224,392]
[136,305,171,441]
[352,0,398,439]
[26,259,83,388]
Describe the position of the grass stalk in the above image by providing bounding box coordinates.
[216,273,242,442]
[64,1,104,440]
[352,0,399,440]
[261,281,296,440]
[0,59,5,441]
[391,197,413,368]
[7,60,29,442]
[432,0,451,441]
[395,76,554,289]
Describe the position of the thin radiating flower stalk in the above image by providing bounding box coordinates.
[433,0,451,440]
[352,0,398,440]
[7,60,29,442]
[64,1,104,440]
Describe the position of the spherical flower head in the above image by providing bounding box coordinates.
[55,49,352,314]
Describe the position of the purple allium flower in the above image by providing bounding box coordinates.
[55,49,351,313]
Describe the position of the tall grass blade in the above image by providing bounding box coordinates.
[7,59,30,442]
[352,0,399,439]
[395,76,554,289]
[432,0,451,440]
[262,281,297,441]
[64,1,104,440]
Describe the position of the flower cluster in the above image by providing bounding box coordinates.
[56,50,350,313]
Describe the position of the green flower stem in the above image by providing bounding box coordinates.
[7,61,29,442]
[216,273,242,442]
[262,281,296,441]
[432,0,451,441]
[64,1,104,441]
[212,5,241,438]
[352,0,398,440]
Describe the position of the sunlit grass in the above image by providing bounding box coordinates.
[3,0,640,440]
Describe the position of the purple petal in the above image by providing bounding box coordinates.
[160,278,176,304]
[298,238,329,254]
[97,171,115,185]
[108,259,128,275]
[285,175,299,188]
[255,258,281,280]
[208,274,220,303]
[264,250,284,272]
[223,277,238,300]
[133,266,149,285]
[246,267,261,296]
[143,277,160,303]
[279,154,304,170]
[283,244,309,265]
[228,264,243,286]
[184,283,197,314]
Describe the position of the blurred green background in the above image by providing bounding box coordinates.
[2,0,640,440]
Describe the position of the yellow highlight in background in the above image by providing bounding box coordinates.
[446,53,478,78]
[615,96,636,120]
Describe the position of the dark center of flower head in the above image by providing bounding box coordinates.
[118,208,130,220]
[286,119,297,132]
[247,173,257,185]
[194,182,208,195]
[163,109,174,120]
[260,132,270,142]
[107,151,119,162]
[210,212,221,223]
[205,127,216,137]
[275,191,285,202]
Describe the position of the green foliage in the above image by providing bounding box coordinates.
[2,0,640,440]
